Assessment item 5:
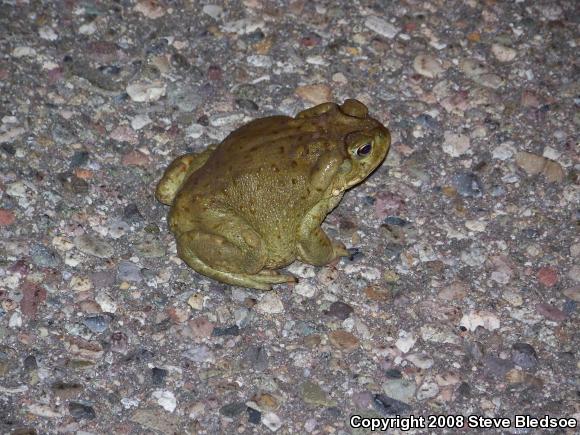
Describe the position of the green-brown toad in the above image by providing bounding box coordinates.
[156,99,390,290]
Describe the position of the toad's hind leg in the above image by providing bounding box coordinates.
[176,224,295,290]
[155,145,217,205]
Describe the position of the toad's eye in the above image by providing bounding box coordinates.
[356,142,372,156]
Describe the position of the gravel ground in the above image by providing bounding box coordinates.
[1,1,579,434]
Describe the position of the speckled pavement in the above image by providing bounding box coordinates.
[0,1,579,434]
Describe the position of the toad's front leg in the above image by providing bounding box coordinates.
[297,197,349,266]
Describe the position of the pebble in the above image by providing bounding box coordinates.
[242,346,269,371]
[295,84,332,105]
[460,311,500,332]
[95,292,117,314]
[82,315,109,333]
[74,234,115,259]
[406,353,434,369]
[131,409,179,433]
[110,331,128,354]
[442,132,470,157]
[167,84,202,112]
[516,151,546,175]
[382,379,416,403]
[30,244,61,267]
[491,44,517,62]
[294,281,317,298]
[202,4,224,19]
[416,381,439,400]
[247,407,261,424]
[328,330,359,352]
[131,114,152,130]
[152,390,177,412]
[537,267,559,287]
[567,265,580,283]
[492,142,516,160]
[373,394,411,416]
[122,150,151,167]
[183,345,214,363]
[0,208,15,226]
[135,238,165,258]
[535,303,566,322]
[39,26,58,41]
[212,325,240,337]
[151,367,167,386]
[134,0,166,19]
[325,301,354,320]
[220,401,246,418]
[364,16,398,39]
[68,402,96,420]
[187,293,204,311]
[420,325,461,345]
[511,343,539,369]
[256,293,284,314]
[20,281,47,318]
[563,286,580,302]
[247,55,273,68]
[483,355,514,378]
[262,411,283,432]
[187,316,214,340]
[301,381,335,407]
[126,80,166,103]
[69,276,93,292]
[117,260,143,282]
[452,172,483,197]
[395,330,416,353]
[413,54,444,78]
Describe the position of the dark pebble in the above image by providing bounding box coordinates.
[363,195,376,205]
[385,369,402,379]
[123,203,143,223]
[219,401,246,418]
[325,301,354,320]
[483,355,514,378]
[68,401,96,420]
[347,247,364,262]
[373,394,411,416]
[83,315,109,334]
[23,355,37,371]
[69,151,90,168]
[1,143,16,156]
[384,216,409,226]
[242,29,265,44]
[247,407,261,424]
[562,299,576,315]
[212,325,240,336]
[456,382,471,397]
[235,98,259,111]
[452,172,483,197]
[511,343,539,369]
[151,367,168,385]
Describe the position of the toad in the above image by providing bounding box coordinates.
[156,99,390,289]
